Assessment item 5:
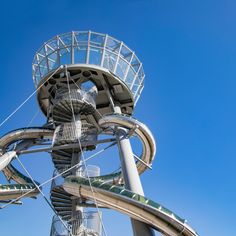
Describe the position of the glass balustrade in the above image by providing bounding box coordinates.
[32,31,145,103]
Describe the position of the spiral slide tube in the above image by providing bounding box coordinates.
[0,127,53,201]
[0,116,198,236]
[61,115,199,236]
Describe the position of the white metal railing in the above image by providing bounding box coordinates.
[50,212,102,236]
[32,31,145,102]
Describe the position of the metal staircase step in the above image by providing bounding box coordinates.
[53,162,71,166]
[54,206,72,212]
[55,101,72,113]
[51,196,72,203]
[53,113,72,122]
[52,155,71,160]
[51,190,71,200]
[53,149,73,157]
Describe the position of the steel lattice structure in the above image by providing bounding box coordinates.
[32,31,144,103]
[0,30,199,236]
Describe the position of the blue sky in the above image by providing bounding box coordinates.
[0,0,235,235]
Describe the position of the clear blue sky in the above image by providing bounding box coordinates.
[0,0,235,235]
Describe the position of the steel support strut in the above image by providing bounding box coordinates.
[71,153,83,236]
[71,115,83,235]
[115,107,155,236]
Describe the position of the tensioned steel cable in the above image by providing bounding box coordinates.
[0,65,63,129]
[26,109,40,128]
[15,155,72,235]
[65,65,108,236]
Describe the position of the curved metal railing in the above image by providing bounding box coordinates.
[32,31,145,103]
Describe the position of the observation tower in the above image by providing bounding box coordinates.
[0,31,199,236]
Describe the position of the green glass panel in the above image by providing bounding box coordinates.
[100,184,112,191]
[111,186,122,194]
[137,195,147,204]
[121,190,135,199]
[91,181,102,188]
[131,193,139,201]
[147,199,161,209]
[173,213,185,223]
[161,206,173,216]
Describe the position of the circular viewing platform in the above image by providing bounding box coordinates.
[32,31,145,104]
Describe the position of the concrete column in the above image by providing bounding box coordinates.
[115,107,155,236]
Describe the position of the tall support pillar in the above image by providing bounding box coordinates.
[71,114,83,236]
[115,107,155,236]
[71,153,83,236]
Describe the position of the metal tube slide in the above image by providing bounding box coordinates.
[63,176,199,236]
[0,151,17,171]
